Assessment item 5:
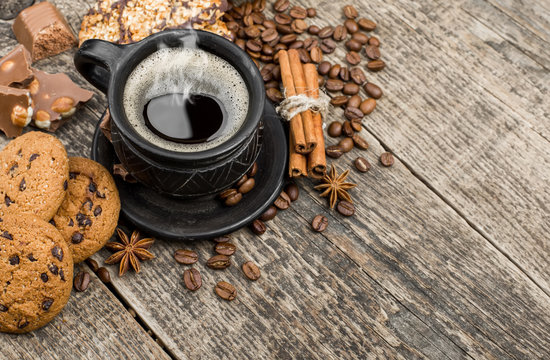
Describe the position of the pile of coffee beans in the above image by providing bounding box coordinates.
[219,162,258,207]
[250,182,299,236]
[174,235,261,301]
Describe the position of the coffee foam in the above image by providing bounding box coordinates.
[123,47,249,152]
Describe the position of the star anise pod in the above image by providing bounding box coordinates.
[104,228,155,276]
[314,165,356,209]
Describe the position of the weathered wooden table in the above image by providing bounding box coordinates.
[1,0,549,358]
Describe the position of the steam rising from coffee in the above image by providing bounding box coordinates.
[123,34,249,152]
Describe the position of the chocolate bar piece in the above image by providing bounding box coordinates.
[29,70,93,131]
[0,85,32,138]
[0,45,33,87]
[13,2,77,62]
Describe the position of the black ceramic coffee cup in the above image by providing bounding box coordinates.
[74,30,265,198]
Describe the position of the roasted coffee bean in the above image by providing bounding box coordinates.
[355,157,371,172]
[215,242,237,256]
[330,96,349,107]
[343,83,360,95]
[260,65,274,82]
[344,19,359,33]
[225,192,243,207]
[289,5,307,19]
[274,13,292,25]
[206,255,231,269]
[303,37,318,51]
[266,88,284,103]
[251,12,265,25]
[213,235,230,243]
[242,261,261,281]
[183,268,202,291]
[246,39,262,52]
[236,174,248,187]
[344,107,364,120]
[274,191,291,210]
[261,28,278,42]
[248,162,259,177]
[326,79,344,92]
[320,39,337,54]
[287,41,302,50]
[318,76,326,87]
[308,25,320,35]
[285,183,299,201]
[273,0,290,12]
[343,5,359,19]
[272,65,281,80]
[358,18,377,31]
[97,267,111,283]
[243,2,253,16]
[250,219,267,235]
[215,281,237,301]
[352,32,369,45]
[318,61,331,75]
[337,200,355,216]
[238,178,255,194]
[365,45,381,60]
[310,47,323,63]
[274,43,288,52]
[296,48,310,63]
[311,215,328,232]
[380,152,395,167]
[326,145,344,158]
[307,7,316,17]
[328,121,343,137]
[235,38,246,51]
[263,19,276,29]
[174,249,198,265]
[328,64,341,79]
[243,16,254,28]
[220,188,238,200]
[260,205,278,221]
[364,82,383,99]
[339,137,354,152]
[85,258,99,273]
[342,121,354,137]
[74,271,90,292]
[350,68,366,85]
[352,134,369,150]
[280,34,297,45]
[339,67,350,81]
[291,19,308,33]
[318,26,334,39]
[226,21,240,32]
[333,25,348,41]
[368,36,380,46]
[351,119,362,132]
[347,95,362,108]
[244,25,260,39]
[346,51,361,65]
[360,98,377,115]
[345,39,362,52]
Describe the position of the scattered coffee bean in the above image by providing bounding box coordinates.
[333,25,348,41]
[215,242,237,256]
[183,268,202,291]
[365,45,381,60]
[238,178,255,194]
[280,33,297,44]
[236,174,248,187]
[318,61,331,75]
[330,96,349,107]
[360,98,376,115]
[289,5,307,19]
[351,118,362,132]
[352,32,369,45]
[352,134,369,150]
[328,64,341,79]
[306,7,316,17]
[339,67,350,82]
[355,157,371,172]
[358,18,377,31]
[174,249,198,265]
[273,0,290,12]
[318,26,334,39]
[244,25,261,39]
[266,87,284,103]
[274,13,292,25]
[304,37,318,51]
[206,255,231,270]
[326,145,344,159]
[343,83,360,95]
[260,205,278,221]
[328,121,343,137]
[320,38,337,54]
[285,183,299,201]
[261,28,278,42]
[246,39,262,52]
[346,51,361,65]
[350,67,366,85]
[308,25,320,35]
[215,281,237,301]
[248,162,258,177]
[364,82,383,99]
[380,152,395,167]
[242,261,261,281]
[277,24,293,34]
[74,271,90,292]
[85,258,99,273]
[347,95,362,109]
[344,19,359,33]
[337,200,355,216]
[250,219,267,235]
[297,48,311,63]
[344,107,364,120]
[213,235,230,243]
[342,121,354,137]
[345,39,362,52]
[326,79,344,92]
[291,19,308,33]
[97,267,111,283]
[310,46,323,63]
[311,215,328,232]
[225,192,243,207]
[220,188,238,200]
[368,36,380,47]
[339,137,354,152]
[274,191,291,210]
[343,5,359,19]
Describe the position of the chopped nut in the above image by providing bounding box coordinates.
[11,105,31,127]
[28,78,40,95]
[35,110,51,129]
[51,97,75,116]
[1,61,14,72]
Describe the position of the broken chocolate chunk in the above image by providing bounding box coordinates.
[40,273,48,282]
[27,254,37,261]
[19,178,26,191]
[29,153,39,162]
[0,45,33,86]
[59,269,65,281]
[1,231,13,240]
[48,263,58,275]
[71,232,83,244]
[0,85,32,138]
[51,246,63,261]
[9,255,19,265]
[42,298,54,311]
[4,195,13,207]
[0,304,8,312]
[12,2,77,62]
[94,206,102,217]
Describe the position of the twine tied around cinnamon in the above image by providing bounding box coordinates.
[275,91,330,123]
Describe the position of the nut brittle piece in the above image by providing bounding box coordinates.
[0,85,32,138]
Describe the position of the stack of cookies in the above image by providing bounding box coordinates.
[0,132,120,333]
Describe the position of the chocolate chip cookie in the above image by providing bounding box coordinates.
[0,131,69,221]
[53,157,120,263]
[0,214,73,333]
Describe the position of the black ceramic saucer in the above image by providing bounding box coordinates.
[91,100,287,240]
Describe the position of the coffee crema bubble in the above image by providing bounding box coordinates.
[123,47,249,152]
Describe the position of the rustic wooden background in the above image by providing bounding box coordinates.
[1,0,549,358]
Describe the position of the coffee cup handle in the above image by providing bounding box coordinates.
[74,39,126,94]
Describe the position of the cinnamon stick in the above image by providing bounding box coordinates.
[287,49,316,153]
[303,63,326,178]
[277,50,307,154]
[289,135,307,177]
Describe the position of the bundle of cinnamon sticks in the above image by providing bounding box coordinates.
[278,49,326,179]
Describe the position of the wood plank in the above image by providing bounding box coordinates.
[0,264,169,360]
